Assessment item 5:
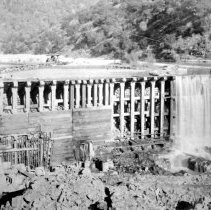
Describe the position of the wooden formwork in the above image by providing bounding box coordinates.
[0,132,53,169]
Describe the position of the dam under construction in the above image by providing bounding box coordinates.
[0,60,211,209]
[0,61,210,166]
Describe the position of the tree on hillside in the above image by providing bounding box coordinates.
[1,0,211,61]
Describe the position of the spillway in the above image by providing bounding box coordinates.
[158,74,211,171]
[176,75,211,159]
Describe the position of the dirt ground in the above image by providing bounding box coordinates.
[1,146,211,210]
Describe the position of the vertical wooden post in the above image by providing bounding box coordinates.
[160,77,166,138]
[130,78,136,139]
[64,80,69,110]
[82,80,87,108]
[105,79,109,106]
[75,80,81,108]
[25,81,31,112]
[87,80,93,107]
[98,79,104,106]
[140,79,146,139]
[120,79,126,137]
[94,80,98,107]
[170,77,176,139]
[51,80,56,111]
[150,78,157,138]
[12,81,18,113]
[70,81,75,109]
[0,81,4,115]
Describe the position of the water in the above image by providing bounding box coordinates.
[176,75,211,158]
[162,75,211,171]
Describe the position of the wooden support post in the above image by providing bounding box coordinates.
[70,81,75,109]
[25,81,31,112]
[39,81,45,112]
[75,80,81,108]
[120,79,126,137]
[160,77,166,137]
[170,77,176,139]
[140,79,146,139]
[64,80,69,110]
[12,81,18,113]
[0,81,4,115]
[94,80,98,107]
[130,78,136,139]
[105,79,109,106]
[98,79,104,106]
[150,78,157,138]
[87,80,93,107]
[82,80,87,108]
[51,80,56,111]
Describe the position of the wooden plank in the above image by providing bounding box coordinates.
[73,133,111,141]
[29,110,71,118]
[2,147,38,152]
[73,121,110,128]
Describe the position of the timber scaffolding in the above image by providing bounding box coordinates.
[0,69,176,165]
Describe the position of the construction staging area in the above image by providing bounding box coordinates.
[0,62,211,209]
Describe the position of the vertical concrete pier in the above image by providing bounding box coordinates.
[51,80,56,111]
[150,78,157,138]
[94,80,98,107]
[75,80,81,108]
[39,81,44,112]
[25,81,31,112]
[140,78,146,139]
[98,79,104,106]
[87,80,93,107]
[64,80,69,110]
[130,78,136,139]
[120,79,126,137]
[12,81,18,113]
[70,81,75,109]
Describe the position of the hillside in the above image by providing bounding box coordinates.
[0,0,211,61]
[0,0,99,54]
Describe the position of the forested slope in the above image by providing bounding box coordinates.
[0,0,211,61]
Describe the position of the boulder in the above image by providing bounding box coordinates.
[35,167,45,176]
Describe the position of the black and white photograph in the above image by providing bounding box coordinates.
[0,0,211,209]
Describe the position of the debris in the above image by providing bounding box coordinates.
[102,160,114,172]
[35,167,45,176]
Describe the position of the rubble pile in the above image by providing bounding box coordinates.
[1,147,211,210]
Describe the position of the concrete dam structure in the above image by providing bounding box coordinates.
[0,63,210,166]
